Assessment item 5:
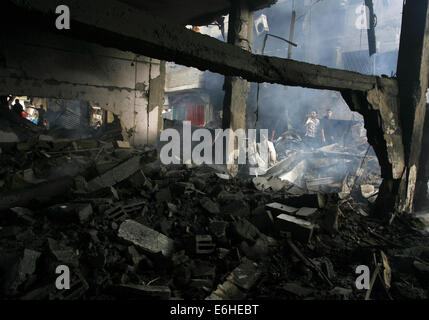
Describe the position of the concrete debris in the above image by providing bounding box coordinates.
[47,238,79,267]
[296,207,318,218]
[266,202,298,214]
[115,140,131,149]
[0,132,428,300]
[253,176,285,192]
[87,156,142,192]
[118,219,175,257]
[206,258,261,300]
[195,235,216,254]
[200,197,220,214]
[215,173,231,180]
[3,249,41,296]
[276,214,315,243]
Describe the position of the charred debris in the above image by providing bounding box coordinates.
[0,110,428,301]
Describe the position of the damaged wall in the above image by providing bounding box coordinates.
[0,27,166,146]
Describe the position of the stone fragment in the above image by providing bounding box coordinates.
[118,219,174,257]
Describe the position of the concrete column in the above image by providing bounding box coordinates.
[222,0,254,172]
[415,103,429,211]
[396,0,429,213]
[222,0,254,132]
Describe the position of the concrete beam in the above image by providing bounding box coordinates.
[3,0,382,92]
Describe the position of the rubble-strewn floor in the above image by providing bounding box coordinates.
[0,136,428,300]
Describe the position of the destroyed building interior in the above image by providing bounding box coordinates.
[1,0,429,305]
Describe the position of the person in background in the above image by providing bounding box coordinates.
[206,109,223,129]
[321,109,335,145]
[11,99,24,116]
[38,104,47,127]
[304,110,321,149]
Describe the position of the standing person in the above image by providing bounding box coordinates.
[37,104,47,127]
[11,99,24,116]
[304,110,321,149]
[321,109,335,145]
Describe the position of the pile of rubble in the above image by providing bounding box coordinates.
[270,128,382,197]
[0,133,428,300]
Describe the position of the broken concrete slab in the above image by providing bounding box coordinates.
[266,202,299,214]
[115,140,131,149]
[226,258,261,291]
[206,258,261,300]
[206,279,246,300]
[118,219,174,257]
[3,249,41,296]
[200,197,220,215]
[215,173,231,180]
[47,238,79,267]
[87,156,141,192]
[240,235,277,261]
[253,176,285,192]
[232,218,261,244]
[296,207,318,218]
[276,214,314,243]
